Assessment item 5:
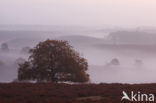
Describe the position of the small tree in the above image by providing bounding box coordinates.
[18,40,89,82]
[1,43,9,52]
[0,60,4,67]
[21,46,31,54]
[110,58,120,66]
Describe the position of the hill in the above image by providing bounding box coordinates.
[108,31,156,45]
[57,35,104,47]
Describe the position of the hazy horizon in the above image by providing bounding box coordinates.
[1,0,156,28]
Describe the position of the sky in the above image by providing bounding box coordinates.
[0,0,156,27]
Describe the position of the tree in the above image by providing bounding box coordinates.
[0,60,4,67]
[134,59,143,67]
[21,46,31,54]
[110,58,120,66]
[1,43,9,52]
[18,40,89,82]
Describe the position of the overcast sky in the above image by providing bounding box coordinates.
[0,0,156,27]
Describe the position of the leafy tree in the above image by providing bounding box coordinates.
[18,40,89,82]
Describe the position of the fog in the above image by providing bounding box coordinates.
[1,0,156,83]
[1,26,156,83]
[1,0,156,27]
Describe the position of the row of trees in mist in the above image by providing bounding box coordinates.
[105,58,143,67]
[0,42,31,54]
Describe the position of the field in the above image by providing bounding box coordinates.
[0,83,156,103]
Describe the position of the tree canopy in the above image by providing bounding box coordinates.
[18,40,89,83]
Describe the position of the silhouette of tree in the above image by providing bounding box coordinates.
[110,58,120,66]
[21,46,31,54]
[18,40,89,82]
[1,43,9,52]
[0,60,4,67]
